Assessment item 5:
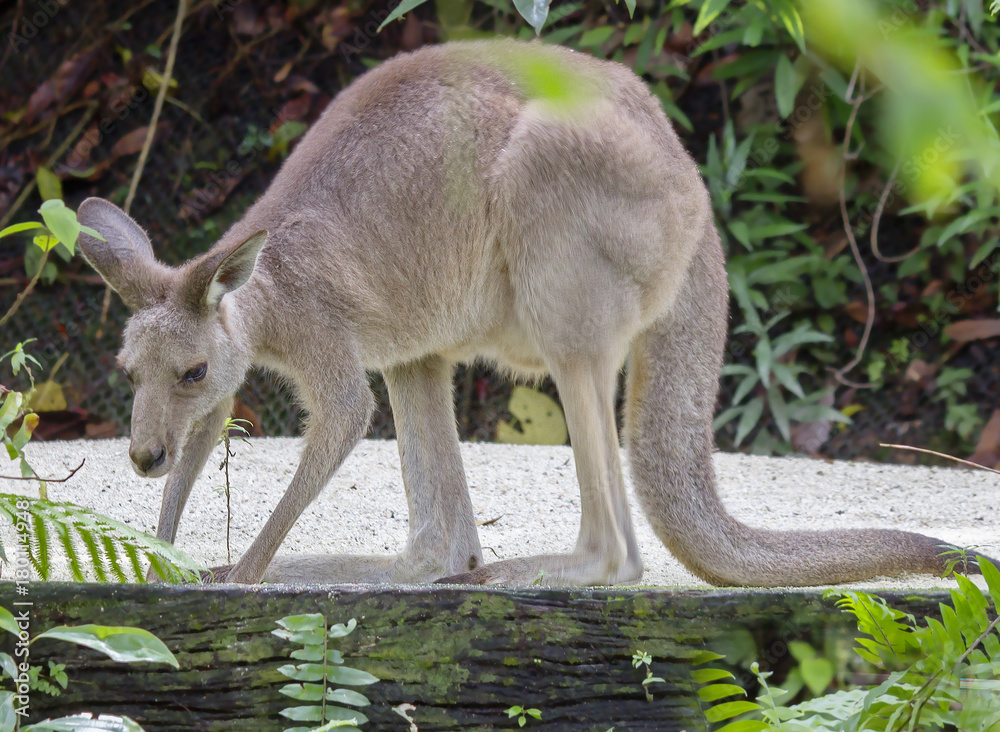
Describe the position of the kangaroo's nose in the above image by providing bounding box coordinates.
[132,446,166,474]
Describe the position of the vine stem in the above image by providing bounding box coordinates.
[0,459,86,483]
[0,249,50,329]
[98,0,188,332]
[829,64,884,390]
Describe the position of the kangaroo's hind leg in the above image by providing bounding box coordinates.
[439,350,643,586]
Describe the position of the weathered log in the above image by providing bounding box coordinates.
[1,584,949,731]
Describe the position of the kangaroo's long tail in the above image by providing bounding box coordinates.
[623,220,985,586]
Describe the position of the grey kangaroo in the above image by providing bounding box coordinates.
[77,39,986,586]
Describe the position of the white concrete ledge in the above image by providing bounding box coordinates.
[5,438,997,590]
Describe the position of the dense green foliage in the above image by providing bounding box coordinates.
[690,560,1000,731]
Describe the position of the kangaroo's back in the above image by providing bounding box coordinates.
[76,38,993,589]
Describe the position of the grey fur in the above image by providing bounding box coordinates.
[77,39,986,586]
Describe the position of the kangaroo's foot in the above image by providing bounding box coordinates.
[204,551,476,585]
[437,551,644,587]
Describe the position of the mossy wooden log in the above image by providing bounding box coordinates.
[0,584,948,731]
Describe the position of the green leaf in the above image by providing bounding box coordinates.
[513,0,551,34]
[735,396,764,446]
[694,0,734,35]
[79,224,106,241]
[278,663,326,682]
[376,0,430,31]
[326,688,371,707]
[324,706,368,724]
[774,54,797,118]
[799,657,834,696]
[579,26,614,47]
[767,386,790,442]
[0,691,14,732]
[327,618,358,638]
[698,683,747,702]
[772,363,804,399]
[769,0,805,52]
[979,559,1000,611]
[34,625,179,668]
[275,613,325,631]
[35,166,63,201]
[0,652,17,680]
[691,668,734,684]
[38,200,80,253]
[24,714,145,732]
[0,221,46,240]
[0,607,18,637]
[704,701,762,723]
[279,683,326,702]
[623,0,636,18]
[714,721,770,732]
[279,705,324,722]
[326,666,379,686]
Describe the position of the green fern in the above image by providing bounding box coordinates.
[0,494,202,583]
[696,560,1000,731]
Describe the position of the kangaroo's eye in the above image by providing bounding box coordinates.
[182,363,208,384]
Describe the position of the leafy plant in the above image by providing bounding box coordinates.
[696,559,1000,731]
[215,417,252,563]
[273,614,378,730]
[0,493,202,583]
[505,704,542,728]
[0,605,178,731]
[631,649,666,702]
[934,367,983,443]
[714,312,850,448]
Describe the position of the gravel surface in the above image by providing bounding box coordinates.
[6,437,998,589]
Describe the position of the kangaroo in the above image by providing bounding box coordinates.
[77,39,988,586]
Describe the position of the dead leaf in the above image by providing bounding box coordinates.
[179,168,248,221]
[233,3,266,36]
[904,359,935,383]
[274,60,293,83]
[232,399,264,437]
[29,381,67,412]
[970,409,1000,468]
[476,515,503,527]
[844,301,869,324]
[23,50,98,124]
[944,320,1000,342]
[110,122,170,159]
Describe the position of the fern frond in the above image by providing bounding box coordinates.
[0,494,202,583]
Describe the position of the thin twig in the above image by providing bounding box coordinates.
[0,250,49,329]
[829,65,881,389]
[0,459,86,483]
[879,443,1000,475]
[123,0,188,214]
[98,0,188,333]
[870,160,920,263]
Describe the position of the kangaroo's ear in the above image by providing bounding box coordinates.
[77,197,171,310]
[179,230,267,313]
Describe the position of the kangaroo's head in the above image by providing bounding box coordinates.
[77,198,267,478]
